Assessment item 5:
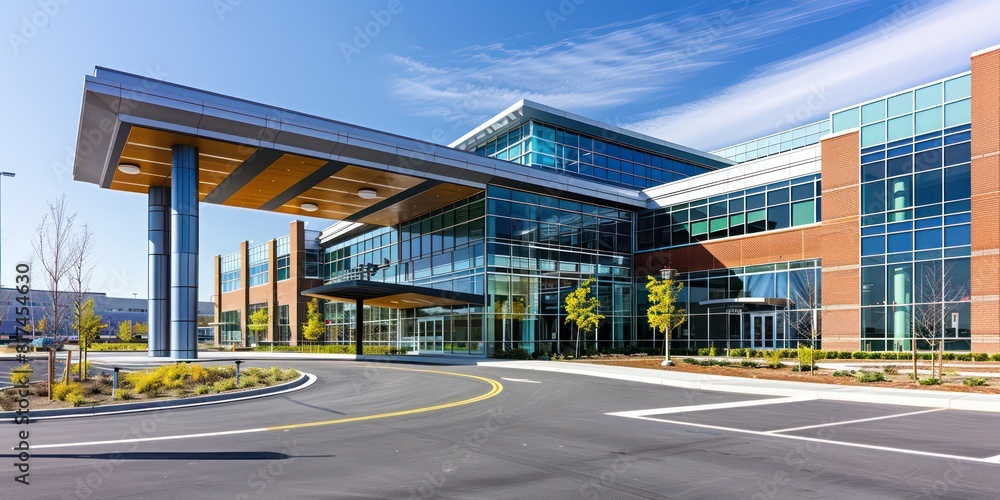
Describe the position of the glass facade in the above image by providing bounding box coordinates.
[637,174,821,251]
[472,120,714,189]
[854,74,973,352]
[221,253,240,293]
[486,186,633,354]
[638,259,822,350]
[713,120,830,164]
[219,310,241,345]
[276,236,290,281]
[276,304,290,343]
[248,243,268,287]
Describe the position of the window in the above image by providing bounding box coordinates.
[221,253,241,293]
[248,242,268,287]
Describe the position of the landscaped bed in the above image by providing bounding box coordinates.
[577,356,1000,394]
[0,363,300,411]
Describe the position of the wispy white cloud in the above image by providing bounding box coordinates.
[626,0,1000,151]
[388,0,868,134]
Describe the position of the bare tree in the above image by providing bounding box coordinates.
[32,195,78,337]
[68,223,96,379]
[911,262,967,383]
[788,270,821,374]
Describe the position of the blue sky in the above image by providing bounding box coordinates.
[1,0,998,301]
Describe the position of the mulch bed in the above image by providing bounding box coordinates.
[576,358,1000,394]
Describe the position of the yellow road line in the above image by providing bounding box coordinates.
[266,367,503,431]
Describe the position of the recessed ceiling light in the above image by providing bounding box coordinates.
[301,203,318,212]
[117,163,141,175]
[358,188,378,199]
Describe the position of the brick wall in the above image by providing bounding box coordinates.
[971,46,1000,352]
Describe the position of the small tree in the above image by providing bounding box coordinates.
[132,322,148,339]
[34,317,48,336]
[789,271,821,374]
[117,320,133,343]
[248,307,270,343]
[302,299,324,342]
[912,262,967,383]
[494,296,527,351]
[645,275,686,366]
[73,298,105,381]
[564,277,604,358]
[33,195,79,337]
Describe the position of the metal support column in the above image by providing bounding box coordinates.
[356,298,364,356]
[148,186,170,357]
[170,145,199,360]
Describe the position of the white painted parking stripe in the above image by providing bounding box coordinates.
[764,408,946,434]
[501,378,541,384]
[613,414,1000,465]
[985,454,1000,463]
[606,396,813,418]
[29,428,270,450]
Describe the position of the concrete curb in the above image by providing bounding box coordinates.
[0,371,316,420]
[479,361,1000,412]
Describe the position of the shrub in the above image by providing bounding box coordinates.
[494,348,530,360]
[714,359,732,367]
[239,374,261,389]
[89,343,148,352]
[65,392,87,407]
[962,378,988,387]
[682,358,698,365]
[729,348,744,357]
[708,346,718,357]
[126,372,163,395]
[764,350,783,369]
[213,378,237,392]
[832,370,854,377]
[740,360,758,369]
[10,364,32,385]
[33,381,49,398]
[70,361,92,379]
[837,351,853,359]
[52,382,83,402]
[947,353,963,361]
[194,384,213,395]
[853,371,886,383]
[281,368,299,381]
[797,343,816,370]
[919,378,941,386]
[992,353,1000,362]
[116,390,135,400]
[972,352,988,362]
[254,344,398,355]
[697,348,710,356]
[883,365,899,375]
[851,351,868,359]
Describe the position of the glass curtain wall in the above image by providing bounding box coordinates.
[635,259,822,351]
[851,74,972,351]
[486,186,633,356]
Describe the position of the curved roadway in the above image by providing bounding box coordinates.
[5,359,1000,499]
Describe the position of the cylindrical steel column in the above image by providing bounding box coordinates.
[170,145,199,360]
[148,186,171,357]
[356,299,364,356]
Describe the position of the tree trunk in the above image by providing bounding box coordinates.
[912,340,918,384]
[938,337,944,382]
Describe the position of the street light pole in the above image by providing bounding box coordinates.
[0,172,15,289]
[660,267,677,367]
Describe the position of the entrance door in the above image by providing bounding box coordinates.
[750,313,775,350]
[417,317,444,353]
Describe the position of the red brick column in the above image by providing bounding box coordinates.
[971,46,1000,353]
[819,130,861,351]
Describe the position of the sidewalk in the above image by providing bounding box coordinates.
[478,360,1000,412]
[82,350,484,366]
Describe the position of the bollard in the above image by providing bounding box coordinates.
[235,360,244,387]
[112,367,120,399]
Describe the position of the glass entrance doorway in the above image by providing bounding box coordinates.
[750,313,775,350]
[417,317,444,353]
